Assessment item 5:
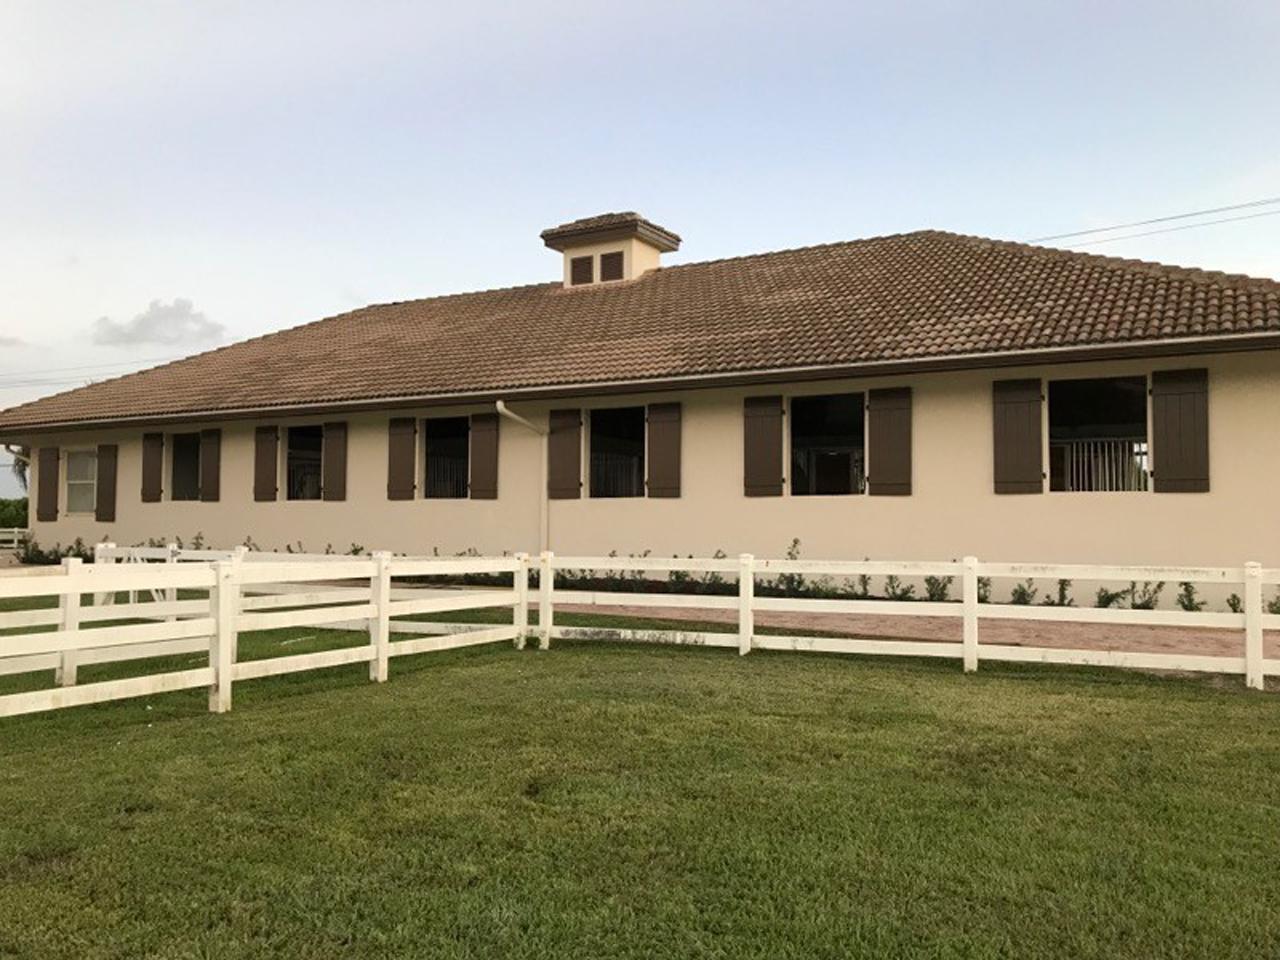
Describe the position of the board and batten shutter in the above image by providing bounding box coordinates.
[36,447,59,522]
[95,444,118,522]
[322,422,347,501]
[387,418,417,500]
[867,387,912,496]
[1151,368,1209,493]
[993,379,1043,494]
[141,433,164,502]
[743,397,783,496]
[254,426,278,502]
[646,402,682,498]
[470,413,499,500]
[548,409,582,499]
[199,429,221,502]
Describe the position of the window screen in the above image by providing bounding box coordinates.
[424,417,469,499]
[600,251,624,281]
[590,407,645,498]
[171,432,201,501]
[790,394,865,495]
[570,256,593,285]
[286,426,324,500]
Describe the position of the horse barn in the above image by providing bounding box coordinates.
[2,212,1279,567]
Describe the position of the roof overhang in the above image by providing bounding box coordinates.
[4,331,1279,439]
[541,216,681,253]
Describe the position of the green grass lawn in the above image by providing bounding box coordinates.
[2,629,1279,959]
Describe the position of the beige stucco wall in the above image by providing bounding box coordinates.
[559,237,661,285]
[19,350,1280,568]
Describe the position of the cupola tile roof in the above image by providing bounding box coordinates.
[2,229,1279,432]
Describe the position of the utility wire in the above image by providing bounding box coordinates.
[1056,208,1280,248]
[0,355,180,382]
[1028,196,1280,243]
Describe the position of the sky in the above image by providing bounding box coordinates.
[2,0,1280,496]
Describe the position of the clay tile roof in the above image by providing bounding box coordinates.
[540,211,681,252]
[3,229,1279,433]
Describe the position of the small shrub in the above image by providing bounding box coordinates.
[1041,579,1074,607]
[1129,581,1165,610]
[1176,582,1206,612]
[1095,585,1129,609]
[883,575,915,602]
[1227,593,1243,614]
[16,538,94,565]
[924,575,953,603]
[977,576,992,604]
[1009,579,1038,605]
[1267,591,1280,616]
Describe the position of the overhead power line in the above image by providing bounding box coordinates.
[0,355,180,384]
[1028,196,1280,243]
[1057,208,1280,248]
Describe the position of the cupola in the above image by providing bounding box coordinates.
[541,212,681,287]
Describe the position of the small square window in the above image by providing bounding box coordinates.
[171,432,201,501]
[790,394,865,495]
[570,256,594,285]
[66,450,97,513]
[600,251,624,282]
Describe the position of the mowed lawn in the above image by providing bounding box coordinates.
[2,633,1280,959]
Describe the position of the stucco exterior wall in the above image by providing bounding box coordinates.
[19,350,1280,567]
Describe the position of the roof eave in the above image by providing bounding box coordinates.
[4,331,1278,439]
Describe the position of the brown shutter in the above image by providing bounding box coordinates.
[254,426,278,502]
[387,418,417,500]
[743,397,783,496]
[600,251,624,281]
[993,379,1043,494]
[548,409,582,499]
[1152,369,1209,493]
[36,447,59,522]
[199,429,221,502]
[570,256,593,285]
[141,432,164,502]
[646,402,681,497]
[94,444,118,522]
[470,412,499,500]
[867,387,912,496]
[322,422,347,501]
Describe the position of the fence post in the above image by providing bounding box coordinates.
[513,553,529,650]
[209,559,237,713]
[962,556,979,673]
[165,542,179,621]
[738,554,754,656]
[1245,561,1264,691]
[93,541,115,607]
[369,552,391,683]
[538,551,554,650]
[55,557,83,687]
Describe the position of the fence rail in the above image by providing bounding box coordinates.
[1,546,1276,720]
[0,528,27,551]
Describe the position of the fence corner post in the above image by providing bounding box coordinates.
[369,551,391,682]
[209,559,237,713]
[962,555,979,673]
[55,557,83,687]
[738,554,754,656]
[1245,561,1264,691]
[538,551,554,650]
[513,553,529,650]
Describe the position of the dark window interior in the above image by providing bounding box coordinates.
[791,394,865,495]
[1048,376,1148,492]
[600,251,624,281]
[590,407,645,497]
[170,432,201,501]
[286,425,324,500]
[424,417,469,498]
[570,256,593,286]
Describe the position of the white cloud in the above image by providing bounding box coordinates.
[91,298,224,346]
[0,335,25,347]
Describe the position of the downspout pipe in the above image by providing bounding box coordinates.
[3,444,29,466]
[495,401,549,554]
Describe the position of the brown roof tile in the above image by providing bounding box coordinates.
[3,230,1279,432]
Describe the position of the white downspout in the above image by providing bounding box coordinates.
[495,401,549,554]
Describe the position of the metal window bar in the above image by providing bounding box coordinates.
[1053,438,1149,492]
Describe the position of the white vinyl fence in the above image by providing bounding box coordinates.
[1,547,1276,719]
[0,528,27,551]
